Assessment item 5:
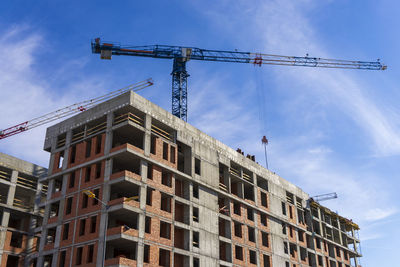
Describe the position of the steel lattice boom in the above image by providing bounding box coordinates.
[91,38,386,121]
[0,79,153,140]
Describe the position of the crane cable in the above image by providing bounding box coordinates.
[254,65,269,169]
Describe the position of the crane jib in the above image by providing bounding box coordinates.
[91,38,386,122]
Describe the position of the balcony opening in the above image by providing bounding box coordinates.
[260,212,267,226]
[111,153,141,176]
[174,253,190,267]
[69,145,76,164]
[145,216,151,233]
[257,176,268,191]
[161,170,172,187]
[146,187,154,206]
[10,231,23,248]
[108,210,138,231]
[85,166,92,182]
[56,133,66,148]
[192,231,199,248]
[79,219,86,236]
[192,183,199,199]
[82,194,88,208]
[218,217,231,238]
[52,176,63,193]
[234,221,242,238]
[147,164,153,180]
[247,207,254,221]
[194,158,201,175]
[69,172,75,188]
[262,232,269,247]
[62,223,70,240]
[96,162,102,179]
[299,230,305,242]
[219,241,232,262]
[306,234,313,249]
[175,177,189,200]
[87,244,94,263]
[44,255,53,267]
[318,255,323,266]
[177,141,191,175]
[150,135,157,155]
[95,135,102,154]
[282,202,287,215]
[193,207,199,223]
[90,216,97,233]
[46,227,56,244]
[161,193,172,212]
[249,250,257,264]
[105,239,137,263]
[174,226,190,250]
[298,208,305,224]
[0,184,8,204]
[49,201,60,218]
[193,257,199,267]
[60,250,66,267]
[308,252,316,267]
[235,245,243,261]
[65,197,73,215]
[244,183,254,201]
[110,181,140,203]
[230,177,243,198]
[300,246,307,261]
[175,201,190,225]
[233,202,241,216]
[170,146,176,163]
[263,255,271,267]
[14,186,35,211]
[160,221,171,239]
[159,248,170,267]
[92,189,100,205]
[8,210,29,231]
[144,245,150,263]
[86,139,92,158]
[248,226,255,242]
[163,142,168,160]
[218,196,230,216]
[112,124,144,150]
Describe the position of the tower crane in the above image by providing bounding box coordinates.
[91,38,386,122]
[0,79,153,140]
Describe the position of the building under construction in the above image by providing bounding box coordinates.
[0,153,47,267]
[7,90,362,267]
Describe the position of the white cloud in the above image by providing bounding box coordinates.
[189,0,400,247]
[0,26,108,167]
[364,208,398,222]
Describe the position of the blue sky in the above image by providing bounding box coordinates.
[1,0,399,265]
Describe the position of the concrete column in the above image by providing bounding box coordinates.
[25,181,44,267]
[104,113,114,155]
[1,169,19,263]
[96,156,112,266]
[143,114,152,157]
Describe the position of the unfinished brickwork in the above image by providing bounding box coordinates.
[34,91,362,267]
[0,153,47,267]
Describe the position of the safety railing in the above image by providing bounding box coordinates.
[113,112,144,127]
[0,169,12,181]
[17,176,37,190]
[87,121,107,137]
[151,124,172,141]
[13,198,34,211]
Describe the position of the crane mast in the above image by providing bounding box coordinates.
[91,38,386,121]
